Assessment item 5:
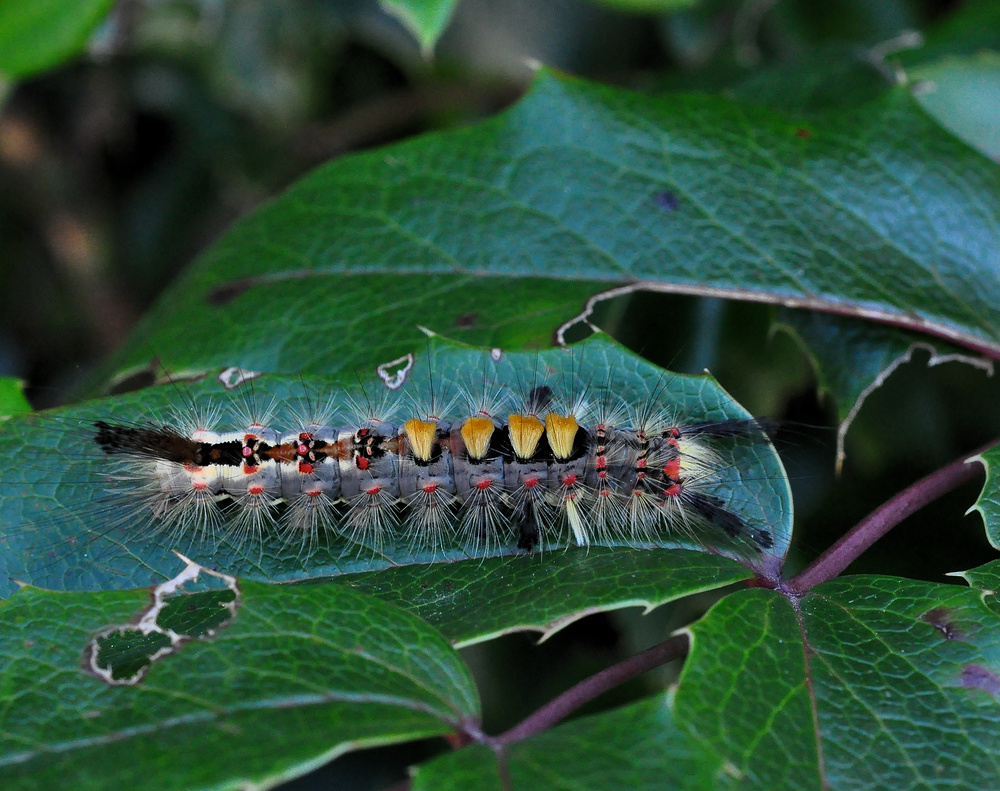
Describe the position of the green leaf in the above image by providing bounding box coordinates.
[411,694,720,791]
[380,0,458,54]
[911,53,1000,162]
[0,378,30,419]
[95,71,1000,386]
[0,0,116,79]
[0,576,477,791]
[0,336,791,598]
[968,446,1000,550]
[344,548,752,646]
[676,575,1000,789]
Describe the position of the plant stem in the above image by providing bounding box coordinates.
[786,446,991,594]
[489,633,689,746]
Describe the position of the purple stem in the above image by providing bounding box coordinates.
[489,633,689,746]
[787,445,991,594]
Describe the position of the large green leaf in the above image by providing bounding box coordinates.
[0,0,115,78]
[676,575,1000,789]
[93,70,1000,386]
[409,569,1000,790]
[0,575,477,791]
[0,336,791,598]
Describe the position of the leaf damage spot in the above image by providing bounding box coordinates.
[864,29,924,85]
[208,270,317,305]
[107,364,159,396]
[455,312,478,328]
[654,190,680,211]
[719,759,743,780]
[207,278,254,306]
[85,554,240,686]
[107,361,210,394]
[376,353,415,390]
[218,367,263,390]
[921,607,964,641]
[961,664,1000,698]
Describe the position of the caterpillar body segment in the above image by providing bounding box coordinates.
[91,402,776,557]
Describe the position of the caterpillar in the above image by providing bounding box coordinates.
[0,338,791,596]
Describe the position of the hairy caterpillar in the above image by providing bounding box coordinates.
[0,338,791,596]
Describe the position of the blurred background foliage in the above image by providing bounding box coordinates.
[2,1,999,788]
